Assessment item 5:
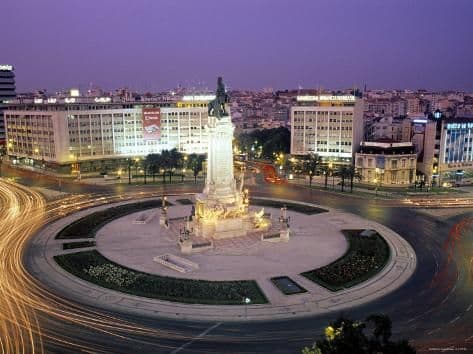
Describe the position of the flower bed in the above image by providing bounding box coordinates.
[63,241,96,250]
[54,250,268,305]
[250,199,327,215]
[301,229,390,291]
[56,200,169,239]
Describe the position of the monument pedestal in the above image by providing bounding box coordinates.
[192,113,270,240]
[280,229,290,242]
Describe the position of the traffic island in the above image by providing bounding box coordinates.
[28,196,416,321]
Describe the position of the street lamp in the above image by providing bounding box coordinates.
[244,297,251,319]
[69,153,81,180]
[374,168,383,195]
[134,157,140,178]
[328,162,335,189]
[127,158,133,184]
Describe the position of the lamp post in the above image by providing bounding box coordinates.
[134,157,140,181]
[244,297,251,320]
[127,158,132,185]
[328,162,335,190]
[182,155,188,182]
[69,153,81,180]
[34,147,39,168]
[34,147,45,170]
[374,167,383,196]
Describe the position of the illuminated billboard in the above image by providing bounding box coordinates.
[142,108,161,140]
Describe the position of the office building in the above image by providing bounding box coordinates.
[439,117,473,183]
[290,95,363,164]
[0,65,16,144]
[4,95,213,171]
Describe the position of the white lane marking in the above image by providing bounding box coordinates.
[466,304,472,312]
[449,316,460,324]
[427,328,440,335]
[466,334,473,342]
[170,322,222,354]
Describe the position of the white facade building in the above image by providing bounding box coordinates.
[4,97,211,165]
[290,95,363,163]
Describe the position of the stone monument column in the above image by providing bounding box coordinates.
[203,115,236,202]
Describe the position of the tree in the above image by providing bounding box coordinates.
[169,148,183,182]
[320,165,331,189]
[160,150,171,183]
[304,153,321,187]
[187,153,205,183]
[346,165,361,193]
[302,314,416,354]
[337,166,350,192]
[143,159,148,184]
[145,153,162,183]
[235,127,290,159]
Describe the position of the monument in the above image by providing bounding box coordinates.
[190,77,270,241]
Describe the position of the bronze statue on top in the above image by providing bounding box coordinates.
[208,77,229,118]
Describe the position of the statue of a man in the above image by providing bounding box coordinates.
[208,77,229,118]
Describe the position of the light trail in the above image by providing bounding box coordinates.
[0,179,206,353]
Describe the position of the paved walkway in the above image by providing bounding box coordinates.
[27,196,417,322]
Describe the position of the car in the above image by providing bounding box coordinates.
[144,124,160,134]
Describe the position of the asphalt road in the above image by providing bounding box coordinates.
[2,165,472,353]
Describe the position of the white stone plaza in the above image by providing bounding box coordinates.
[96,200,347,281]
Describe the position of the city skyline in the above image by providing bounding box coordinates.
[2,0,473,92]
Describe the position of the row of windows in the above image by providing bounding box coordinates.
[356,157,415,168]
[294,111,354,116]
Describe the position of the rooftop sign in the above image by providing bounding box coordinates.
[0,64,13,71]
[447,122,473,130]
[70,89,80,97]
[296,95,356,102]
[94,97,111,103]
[182,95,215,101]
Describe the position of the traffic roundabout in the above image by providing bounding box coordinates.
[28,195,416,322]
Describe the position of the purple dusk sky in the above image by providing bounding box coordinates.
[2,0,473,92]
